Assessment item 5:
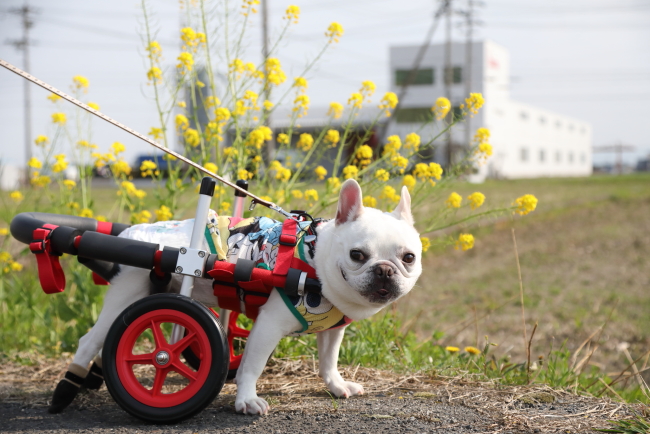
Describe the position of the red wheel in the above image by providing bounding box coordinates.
[103,294,228,423]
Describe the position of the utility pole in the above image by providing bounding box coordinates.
[593,143,635,175]
[444,0,453,169]
[459,0,482,150]
[8,2,37,182]
[261,0,275,161]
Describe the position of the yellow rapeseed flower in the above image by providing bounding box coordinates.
[88,102,100,111]
[404,133,421,152]
[63,179,76,190]
[67,201,80,210]
[275,167,292,182]
[464,93,484,116]
[277,133,290,145]
[0,228,8,236]
[379,92,398,116]
[149,127,164,141]
[184,128,201,147]
[478,143,493,158]
[445,346,460,353]
[27,157,42,169]
[380,185,400,203]
[403,174,416,191]
[52,155,68,173]
[304,189,318,201]
[360,80,376,98]
[293,76,308,93]
[73,75,90,90]
[456,233,475,251]
[112,160,131,177]
[132,210,152,224]
[432,97,451,120]
[79,208,93,218]
[155,205,173,221]
[467,192,486,210]
[325,22,344,43]
[328,102,343,119]
[263,100,274,110]
[291,189,303,199]
[513,194,538,215]
[363,196,377,208]
[342,165,358,180]
[284,5,300,23]
[34,135,49,146]
[383,135,402,157]
[375,169,389,182]
[265,57,287,86]
[356,145,373,161]
[420,236,430,253]
[205,96,219,108]
[314,165,327,181]
[214,107,231,122]
[446,192,462,208]
[52,112,67,125]
[429,162,443,180]
[47,93,61,103]
[327,177,341,192]
[110,142,126,154]
[325,129,340,147]
[9,261,23,272]
[10,191,24,202]
[347,92,363,109]
[238,168,253,180]
[296,133,314,152]
[293,94,310,118]
[465,346,481,355]
[390,155,408,174]
[140,160,157,177]
[147,41,162,62]
[147,67,163,83]
[474,127,490,143]
[176,114,189,131]
[204,162,218,173]
[177,52,194,72]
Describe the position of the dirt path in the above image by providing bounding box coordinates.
[1,355,639,433]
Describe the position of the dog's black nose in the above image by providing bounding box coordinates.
[373,264,394,278]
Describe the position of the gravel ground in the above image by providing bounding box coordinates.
[1,355,640,434]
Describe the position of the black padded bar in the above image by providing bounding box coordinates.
[199,177,217,197]
[160,246,180,273]
[77,256,121,282]
[10,212,130,244]
[304,278,322,294]
[234,179,249,197]
[284,268,303,297]
[77,231,159,270]
[149,270,172,294]
[233,259,255,285]
[50,226,83,255]
[205,254,219,274]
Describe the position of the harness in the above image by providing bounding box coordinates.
[205,213,352,334]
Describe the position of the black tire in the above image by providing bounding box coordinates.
[103,294,229,424]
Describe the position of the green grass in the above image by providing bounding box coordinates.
[1,174,649,405]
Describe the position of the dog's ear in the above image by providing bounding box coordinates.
[336,179,364,226]
[391,186,415,226]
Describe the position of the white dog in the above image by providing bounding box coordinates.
[49,179,423,416]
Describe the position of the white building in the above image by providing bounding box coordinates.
[388,40,592,179]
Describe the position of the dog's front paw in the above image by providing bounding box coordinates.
[235,394,270,415]
[327,380,364,398]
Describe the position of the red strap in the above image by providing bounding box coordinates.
[273,219,298,277]
[96,221,113,235]
[152,250,165,277]
[29,224,66,294]
[92,272,109,285]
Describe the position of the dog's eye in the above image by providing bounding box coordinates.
[350,250,365,261]
[402,253,415,264]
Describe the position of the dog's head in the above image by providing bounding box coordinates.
[314,179,423,320]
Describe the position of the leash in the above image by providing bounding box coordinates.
[0,58,297,219]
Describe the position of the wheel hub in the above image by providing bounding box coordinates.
[155,350,170,366]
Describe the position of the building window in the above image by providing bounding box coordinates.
[520,147,529,162]
[555,150,562,162]
[539,149,545,163]
[394,107,431,123]
[520,111,528,120]
[443,66,463,84]
[568,152,574,163]
[395,68,434,86]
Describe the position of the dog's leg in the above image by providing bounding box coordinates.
[49,266,150,413]
[317,327,364,398]
[235,291,300,415]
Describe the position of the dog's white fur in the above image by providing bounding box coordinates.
[69,179,422,415]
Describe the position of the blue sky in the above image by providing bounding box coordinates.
[1,0,649,168]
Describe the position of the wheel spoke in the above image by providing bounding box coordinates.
[172,331,196,354]
[150,320,167,348]
[126,352,154,365]
[172,360,198,382]
[151,368,168,396]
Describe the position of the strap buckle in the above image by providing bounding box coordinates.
[279,233,297,247]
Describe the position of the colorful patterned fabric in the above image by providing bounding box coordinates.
[204,211,351,334]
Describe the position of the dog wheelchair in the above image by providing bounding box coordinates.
[10,177,322,423]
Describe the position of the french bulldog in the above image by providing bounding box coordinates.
[49,179,423,416]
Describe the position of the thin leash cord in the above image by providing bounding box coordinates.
[0,58,296,217]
